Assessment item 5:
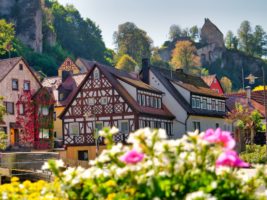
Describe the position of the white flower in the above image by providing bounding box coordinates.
[110,126,119,135]
[42,162,50,170]
[158,129,167,139]
[55,159,65,168]
[185,191,217,200]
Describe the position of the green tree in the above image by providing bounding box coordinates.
[225,31,238,50]
[220,76,232,93]
[50,1,106,62]
[170,40,201,74]
[114,22,152,65]
[0,19,15,55]
[252,25,267,57]
[189,25,199,41]
[116,54,138,72]
[238,20,253,55]
[169,25,182,41]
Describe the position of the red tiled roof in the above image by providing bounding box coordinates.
[0,57,22,81]
[226,91,267,117]
[172,80,225,98]
[201,75,216,86]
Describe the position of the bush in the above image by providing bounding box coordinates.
[240,145,267,164]
[1,128,267,199]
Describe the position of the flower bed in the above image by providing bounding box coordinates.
[1,128,267,200]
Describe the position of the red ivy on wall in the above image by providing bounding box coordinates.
[16,88,55,149]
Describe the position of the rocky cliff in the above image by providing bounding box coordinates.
[0,0,43,53]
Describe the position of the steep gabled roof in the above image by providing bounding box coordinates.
[0,57,42,88]
[60,60,174,119]
[58,57,81,71]
[150,67,226,117]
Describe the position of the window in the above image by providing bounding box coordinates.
[23,81,30,91]
[120,121,129,134]
[39,106,49,116]
[195,98,200,108]
[78,150,88,161]
[146,96,150,106]
[202,98,207,109]
[154,121,161,128]
[153,97,157,108]
[100,97,108,105]
[211,100,216,110]
[86,98,95,106]
[221,102,225,112]
[150,97,153,107]
[95,122,103,134]
[19,64,23,70]
[192,98,196,108]
[137,94,141,105]
[19,104,24,115]
[193,121,201,131]
[141,95,145,106]
[4,102,14,114]
[69,122,79,135]
[166,123,172,136]
[158,99,162,108]
[59,93,64,101]
[53,112,57,121]
[215,123,219,128]
[39,129,49,139]
[93,68,100,79]
[12,79,18,90]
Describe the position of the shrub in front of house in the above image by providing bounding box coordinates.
[240,145,267,164]
[1,127,267,200]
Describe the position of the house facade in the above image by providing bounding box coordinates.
[0,57,54,149]
[141,59,230,137]
[60,59,174,161]
[201,75,224,94]
[42,58,87,148]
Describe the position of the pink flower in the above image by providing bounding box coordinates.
[203,128,236,150]
[120,150,144,164]
[216,150,250,168]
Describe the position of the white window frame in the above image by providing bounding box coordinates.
[119,120,129,134]
[193,121,201,131]
[100,97,108,105]
[69,122,80,136]
[39,129,49,139]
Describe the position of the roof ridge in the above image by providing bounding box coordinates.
[0,56,22,62]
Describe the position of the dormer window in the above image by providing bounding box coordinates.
[93,68,100,79]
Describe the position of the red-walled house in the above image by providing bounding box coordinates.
[201,75,224,94]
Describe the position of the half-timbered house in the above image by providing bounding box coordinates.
[60,59,174,161]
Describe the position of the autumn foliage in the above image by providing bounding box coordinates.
[170,40,200,74]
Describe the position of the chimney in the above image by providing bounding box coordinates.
[176,68,183,73]
[62,71,71,82]
[141,58,150,84]
[245,86,251,103]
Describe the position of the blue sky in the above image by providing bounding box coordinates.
[58,0,267,49]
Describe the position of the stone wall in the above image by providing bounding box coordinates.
[200,18,225,49]
[0,0,43,53]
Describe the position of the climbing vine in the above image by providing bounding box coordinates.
[16,88,55,149]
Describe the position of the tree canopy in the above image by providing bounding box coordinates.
[116,54,138,72]
[0,19,15,56]
[170,41,201,74]
[220,76,232,93]
[113,22,152,65]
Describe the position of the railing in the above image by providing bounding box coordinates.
[62,158,90,168]
[0,152,59,171]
